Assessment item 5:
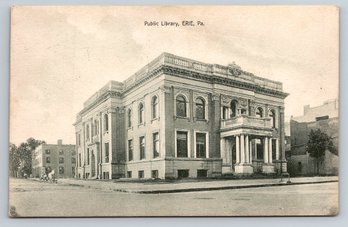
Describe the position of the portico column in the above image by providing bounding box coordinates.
[264,137,269,163]
[240,134,245,164]
[275,139,279,160]
[249,140,253,164]
[236,135,240,164]
[269,138,273,164]
[245,135,249,164]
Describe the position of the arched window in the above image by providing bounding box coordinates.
[256,107,263,118]
[139,103,144,124]
[176,95,187,117]
[195,97,205,120]
[152,96,159,119]
[104,114,109,132]
[231,100,238,117]
[269,109,276,128]
[127,109,132,128]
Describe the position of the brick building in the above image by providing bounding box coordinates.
[74,53,288,179]
[288,99,339,176]
[32,140,76,178]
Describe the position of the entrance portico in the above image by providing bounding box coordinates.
[220,115,279,174]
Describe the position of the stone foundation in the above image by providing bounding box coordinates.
[262,164,275,174]
[235,164,254,174]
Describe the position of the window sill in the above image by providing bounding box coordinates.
[151,117,160,123]
[194,118,208,122]
[138,123,145,127]
[174,116,190,120]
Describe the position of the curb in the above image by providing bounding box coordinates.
[129,180,338,194]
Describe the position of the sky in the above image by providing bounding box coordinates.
[10,6,339,145]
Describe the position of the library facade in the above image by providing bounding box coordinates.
[74,53,288,179]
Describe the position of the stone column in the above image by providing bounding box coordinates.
[240,134,245,164]
[254,140,258,160]
[245,135,249,164]
[276,139,280,160]
[236,135,240,164]
[269,138,273,164]
[249,140,253,164]
[264,137,269,163]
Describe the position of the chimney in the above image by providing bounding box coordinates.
[303,105,310,115]
[57,139,63,145]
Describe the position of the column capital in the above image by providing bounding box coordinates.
[279,106,285,114]
[107,107,117,114]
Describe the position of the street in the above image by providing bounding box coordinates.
[9,178,338,217]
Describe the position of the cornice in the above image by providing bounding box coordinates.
[78,63,288,117]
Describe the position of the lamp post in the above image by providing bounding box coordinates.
[279,106,291,184]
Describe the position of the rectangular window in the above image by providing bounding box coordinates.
[87,148,90,165]
[59,166,64,174]
[78,153,81,167]
[46,157,51,163]
[316,115,329,121]
[105,143,109,163]
[177,169,189,179]
[128,140,133,161]
[197,169,208,178]
[138,170,144,179]
[151,170,158,179]
[153,133,159,158]
[59,157,64,163]
[140,136,145,160]
[59,150,64,155]
[127,171,132,178]
[45,149,50,155]
[71,157,76,163]
[177,131,188,157]
[104,114,109,132]
[196,133,206,158]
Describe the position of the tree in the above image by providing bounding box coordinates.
[12,138,46,177]
[9,143,20,177]
[306,129,336,175]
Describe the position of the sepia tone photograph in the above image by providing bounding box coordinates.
[9,5,339,217]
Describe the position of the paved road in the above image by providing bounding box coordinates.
[9,178,338,217]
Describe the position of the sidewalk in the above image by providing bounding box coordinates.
[50,176,338,194]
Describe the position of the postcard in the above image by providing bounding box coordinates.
[9,5,339,217]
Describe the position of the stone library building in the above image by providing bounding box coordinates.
[74,53,288,180]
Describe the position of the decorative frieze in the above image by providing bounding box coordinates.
[211,93,220,101]
[221,94,232,106]
[159,85,171,94]
[238,97,248,108]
